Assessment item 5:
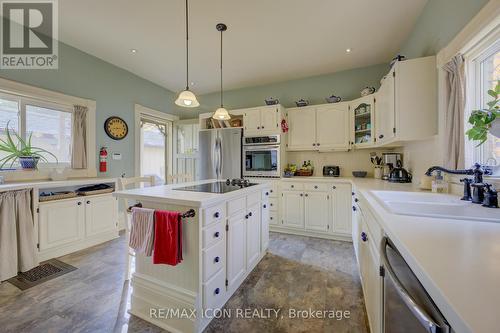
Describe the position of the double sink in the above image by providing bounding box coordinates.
[371,190,499,223]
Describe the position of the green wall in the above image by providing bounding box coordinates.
[197,63,388,112]
[0,42,180,178]
[399,0,489,58]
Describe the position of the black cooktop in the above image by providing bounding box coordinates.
[173,180,258,194]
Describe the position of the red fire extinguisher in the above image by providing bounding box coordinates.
[99,147,108,172]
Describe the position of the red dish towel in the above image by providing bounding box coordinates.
[153,210,183,265]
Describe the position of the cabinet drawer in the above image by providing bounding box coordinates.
[247,191,261,207]
[269,198,278,211]
[203,268,226,309]
[202,221,225,249]
[269,211,278,225]
[202,239,225,282]
[281,182,304,191]
[304,183,331,192]
[203,203,225,227]
[228,196,246,216]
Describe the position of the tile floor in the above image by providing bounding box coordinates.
[0,233,368,333]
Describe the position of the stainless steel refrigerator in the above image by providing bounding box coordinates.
[198,129,242,180]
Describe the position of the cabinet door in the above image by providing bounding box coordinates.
[246,203,261,269]
[227,211,246,288]
[351,96,375,147]
[332,183,352,235]
[375,72,395,144]
[316,104,350,150]
[243,109,261,135]
[304,192,330,232]
[260,107,280,134]
[85,195,118,237]
[39,199,84,250]
[287,108,316,150]
[261,201,270,251]
[281,191,304,228]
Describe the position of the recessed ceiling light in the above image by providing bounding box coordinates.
[130,49,137,54]
[346,48,352,53]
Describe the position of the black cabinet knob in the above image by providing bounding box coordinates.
[262,126,265,129]
[77,202,82,206]
[248,212,253,217]
[270,203,273,207]
[305,194,308,197]
[291,185,294,188]
[245,215,249,219]
[300,193,303,197]
[214,212,220,218]
[214,288,220,295]
[354,198,359,202]
[317,143,320,146]
[214,256,220,263]
[214,231,220,238]
[332,186,336,189]
[352,192,355,196]
[265,192,269,196]
[312,143,316,146]
[379,134,384,139]
[257,126,261,129]
[361,232,368,242]
[352,206,357,211]
[270,217,273,220]
[314,185,318,189]
[263,204,267,208]
[86,200,90,204]
[270,190,273,193]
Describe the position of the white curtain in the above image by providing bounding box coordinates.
[72,105,88,169]
[443,54,466,170]
[0,189,38,281]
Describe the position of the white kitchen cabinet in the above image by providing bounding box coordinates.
[287,103,350,151]
[350,95,376,148]
[85,195,118,237]
[281,191,305,228]
[246,203,261,269]
[261,201,270,251]
[243,105,282,136]
[39,198,85,251]
[375,70,396,145]
[332,183,353,235]
[304,192,330,232]
[287,107,316,150]
[375,56,437,146]
[315,104,350,150]
[226,211,247,289]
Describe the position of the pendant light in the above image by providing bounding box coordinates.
[212,23,231,120]
[175,0,199,108]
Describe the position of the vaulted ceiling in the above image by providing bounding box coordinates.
[59,0,428,94]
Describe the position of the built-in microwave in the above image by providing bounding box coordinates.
[243,136,281,178]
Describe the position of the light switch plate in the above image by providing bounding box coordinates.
[112,153,122,160]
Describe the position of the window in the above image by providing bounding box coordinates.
[0,93,73,169]
[140,118,168,184]
[466,38,500,167]
[175,121,199,181]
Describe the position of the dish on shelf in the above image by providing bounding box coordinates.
[325,95,342,103]
[295,99,309,107]
[352,171,368,178]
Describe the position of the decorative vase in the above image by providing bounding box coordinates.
[19,156,40,169]
[490,119,500,138]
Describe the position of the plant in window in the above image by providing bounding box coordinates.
[0,122,58,169]
[466,80,500,145]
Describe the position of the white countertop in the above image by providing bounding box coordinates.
[350,179,500,333]
[0,177,117,192]
[113,179,270,208]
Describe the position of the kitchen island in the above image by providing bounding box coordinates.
[114,179,271,333]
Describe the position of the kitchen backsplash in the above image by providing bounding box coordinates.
[286,148,399,178]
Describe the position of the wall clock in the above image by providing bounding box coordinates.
[104,116,128,140]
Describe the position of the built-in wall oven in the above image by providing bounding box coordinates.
[243,135,281,178]
[381,236,451,333]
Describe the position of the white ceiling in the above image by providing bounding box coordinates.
[59,0,428,94]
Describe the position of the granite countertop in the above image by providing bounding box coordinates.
[113,179,270,208]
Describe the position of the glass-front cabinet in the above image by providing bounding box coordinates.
[350,95,375,148]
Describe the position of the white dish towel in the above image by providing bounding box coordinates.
[129,207,155,256]
[0,189,39,282]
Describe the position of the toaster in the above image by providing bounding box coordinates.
[323,166,340,177]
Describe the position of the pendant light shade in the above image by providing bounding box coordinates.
[175,0,199,108]
[212,23,230,120]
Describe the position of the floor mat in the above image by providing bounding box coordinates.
[6,259,77,290]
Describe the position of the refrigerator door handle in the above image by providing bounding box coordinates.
[218,134,223,178]
[213,136,222,179]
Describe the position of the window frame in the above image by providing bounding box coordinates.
[0,77,96,180]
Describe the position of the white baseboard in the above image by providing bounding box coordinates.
[270,225,352,242]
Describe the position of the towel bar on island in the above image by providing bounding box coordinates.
[127,203,196,220]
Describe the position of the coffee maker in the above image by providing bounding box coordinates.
[382,153,402,180]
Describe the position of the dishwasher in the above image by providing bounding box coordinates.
[381,236,451,333]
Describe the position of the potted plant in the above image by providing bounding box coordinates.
[0,122,58,170]
[466,80,500,145]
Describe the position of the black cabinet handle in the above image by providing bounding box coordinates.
[270,203,273,207]
[214,256,220,263]
[352,192,355,196]
[265,192,269,196]
[248,212,253,217]
[270,217,273,220]
[77,202,82,206]
[352,206,357,211]
[312,143,316,146]
[262,126,265,129]
[291,185,294,188]
[332,186,336,189]
[214,288,220,295]
[86,200,90,204]
[300,193,303,197]
[317,143,320,146]
[314,185,318,189]
[379,134,384,139]
[270,190,273,193]
[361,232,368,242]
[245,215,249,219]
[305,194,309,197]
[214,231,220,238]
[257,126,261,129]
[263,204,267,208]
[354,198,359,202]
[214,212,220,218]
